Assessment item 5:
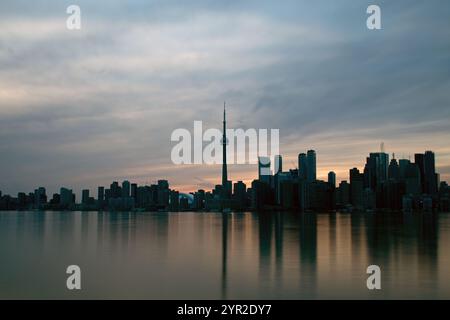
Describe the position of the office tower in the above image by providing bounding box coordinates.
[350,168,364,209]
[179,197,189,211]
[157,180,169,207]
[274,155,282,175]
[388,156,400,180]
[251,179,272,209]
[82,189,90,204]
[34,187,47,208]
[414,153,425,193]
[328,171,336,188]
[337,180,350,206]
[18,192,27,208]
[169,190,179,211]
[104,189,111,203]
[122,180,130,198]
[298,153,307,180]
[306,150,316,182]
[233,181,247,209]
[97,186,104,202]
[424,151,438,195]
[405,162,421,195]
[97,186,105,209]
[193,189,205,210]
[130,183,137,199]
[258,156,271,184]
[364,152,389,190]
[60,187,74,208]
[221,102,229,199]
[399,159,410,180]
[110,181,121,198]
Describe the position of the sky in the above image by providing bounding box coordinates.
[0,0,449,197]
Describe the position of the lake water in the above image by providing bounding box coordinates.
[0,211,449,299]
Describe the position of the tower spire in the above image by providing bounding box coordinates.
[222,101,228,199]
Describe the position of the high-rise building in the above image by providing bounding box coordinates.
[388,156,400,181]
[298,153,307,180]
[157,180,169,207]
[169,190,179,211]
[414,153,425,193]
[233,181,247,209]
[60,187,74,209]
[424,151,438,195]
[122,180,130,198]
[415,151,438,195]
[130,183,137,199]
[350,168,364,209]
[110,181,121,198]
[82,189,90,204]
[306,150,316,182]
[337,180,350,206]
[364,152,389,190]
[97,186,104,202]
[399,159,410,180]
[328,171,336,188]
[97,186,105,209]
[274,155,282,175]
[34,187,47,208]
[405,162,421,195]
[258,156,271,184]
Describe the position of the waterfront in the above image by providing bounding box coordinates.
[0,211,449,299]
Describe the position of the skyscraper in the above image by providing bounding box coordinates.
[298,153,307,180]
[365,152,389,190]
[328,171,336,188]
[60,187,73,209]
[424,151,438,195]
[415,151,438,195]
[122,180,130,198]
[130,183,137,199]
[414,153,425,193]
[350,168,364,209]
[274,155,282,175]
[399,159,410,180]
[388,156,400,181]
[258,156,271,185]
[307,150,316,182]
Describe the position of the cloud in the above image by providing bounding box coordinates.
[0,0,449,197]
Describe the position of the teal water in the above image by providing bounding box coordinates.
[0,211,449,299]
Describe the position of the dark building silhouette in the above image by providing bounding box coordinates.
[306,150,316,183]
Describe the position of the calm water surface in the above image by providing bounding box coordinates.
[0,211,449,299]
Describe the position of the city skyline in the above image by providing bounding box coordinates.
[1,140,448,213]
[1,1,450,197]
[0,139,448,200]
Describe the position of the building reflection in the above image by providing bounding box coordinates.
[258,212,273,288]
[274,212,284,290]
[221,213,228,299]
[299,212,317,295]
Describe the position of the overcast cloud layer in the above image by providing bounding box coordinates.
[1,0,449,197]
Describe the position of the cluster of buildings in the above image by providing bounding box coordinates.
[1,109,449,213]
[248,150,449,213]
[0,149,449,213]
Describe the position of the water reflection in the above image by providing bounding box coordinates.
[221,213,228,299]
[0,211,448,299]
